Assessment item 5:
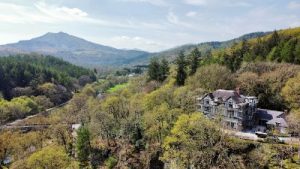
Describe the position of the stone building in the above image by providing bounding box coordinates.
[197,89,258,130]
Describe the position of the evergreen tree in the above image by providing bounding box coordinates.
[76,126,91,168]
[267,30,280,50]
[293,40,300,64]
[158,59,170,82]
[189,48,201,75]
[175,51,187,86]
[281,38,297,63]
[148,58,160,81]
[241,39,250,55]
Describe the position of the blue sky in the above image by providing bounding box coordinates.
[0,0,300,52]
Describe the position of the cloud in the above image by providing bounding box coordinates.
[0,1,94,24]
[288,1,300,9]
[183,0,251,7]
[184,0,207,6]
[34,2,91,22]
[0,2,54,24]
[0,2,133,29]
[167,11,193,28]
[186,11,197,17]
[120,0,169,6]
[105,36,167,52]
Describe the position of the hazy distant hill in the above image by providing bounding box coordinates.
[154,32,270,61]
[0,31,271,67]
[0,32,151,67]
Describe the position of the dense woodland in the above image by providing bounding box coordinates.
[1,27,300,169]
[0,54,96,124]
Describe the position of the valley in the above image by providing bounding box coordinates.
[1,27,300,169]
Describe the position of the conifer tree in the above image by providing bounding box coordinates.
[148,58,160,81]
[267,30,280,50]
[76,126,91,168]
[158,58,170,82]
[281,38,297,63]
[189,48,201,75]
[176,51,187,86]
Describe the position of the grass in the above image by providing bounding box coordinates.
[107,83,128,93]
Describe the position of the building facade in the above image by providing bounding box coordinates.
[197,89,258,130]
[197,89,288,133]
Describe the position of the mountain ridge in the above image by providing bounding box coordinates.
[0,32,151,67]
[0,31,272,67]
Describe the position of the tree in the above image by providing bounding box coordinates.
[236,72,260,96]
[186,64,234,91]
[241,39,250,55]
[148,58,160,81]
[148,58,169,82]
[175,51,187,86]
[281,38,297,63]
[158,58,170,82]
[26,145,70,169]
[189,48,201,75]
[76,126,91,168]
[143,103,181,145]
[294,40,300,64]
[267,30,280,50]
[162,113,228,168]
[281,73,300,109]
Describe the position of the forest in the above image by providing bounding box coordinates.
[1,27,300,169]
[0,54,96,125]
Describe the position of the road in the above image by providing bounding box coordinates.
[0,101,69,130]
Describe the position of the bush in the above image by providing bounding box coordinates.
[105,156,118,169]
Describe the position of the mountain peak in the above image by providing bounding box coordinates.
[0,32,151,67]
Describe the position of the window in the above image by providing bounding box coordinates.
[204,106,210,112]
[231,122,235,129]
[205,99,209,105]
[228,111,234,118]
[228,102,233,108]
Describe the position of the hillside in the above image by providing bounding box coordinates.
[154,31,270,61]
[0,32,151,67]
[213,27,300,72]
[1,27,300,169]
[0,54,96,99]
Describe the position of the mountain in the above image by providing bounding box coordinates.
[154,32,270,61]
[0,32,151,67]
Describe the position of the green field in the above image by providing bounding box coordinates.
[107,83,128,93]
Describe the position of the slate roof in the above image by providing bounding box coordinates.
[212,89,245,103]
[255,109,288,127]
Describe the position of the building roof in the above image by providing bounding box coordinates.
[212,89,245,103]
[255,109,288,127]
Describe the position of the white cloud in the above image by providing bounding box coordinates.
[167,11,193,28]
[120,0,169,6]
[0,2,55,24]
[186,11,197,17]
[0,2,93,24]
[34,2,91,22]
[57,7,88,17]
[288,1,300,9]
[184,0,207,6]
[183,0,251,7]
[104,36,167,52]
[0,1,140,29]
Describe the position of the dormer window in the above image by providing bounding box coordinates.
[205,99,209,105]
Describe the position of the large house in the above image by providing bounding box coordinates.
[197,89,288,133]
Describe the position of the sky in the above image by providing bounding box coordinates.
[0,0,300,52]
